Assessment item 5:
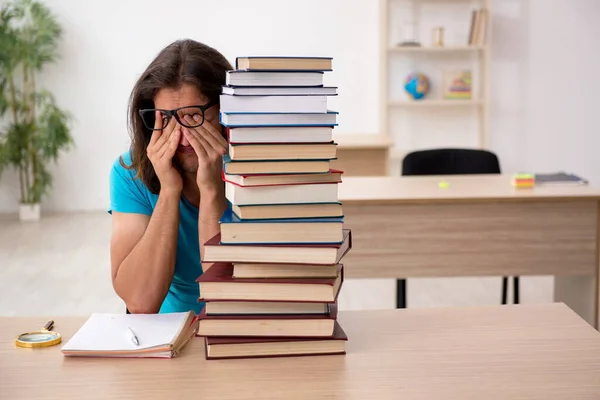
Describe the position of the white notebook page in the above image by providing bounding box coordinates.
[61,312,190,351]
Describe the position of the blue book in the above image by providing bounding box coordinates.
[220,111,338,127]
[219,208,344,245]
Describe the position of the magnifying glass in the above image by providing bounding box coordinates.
[15,320,62,348]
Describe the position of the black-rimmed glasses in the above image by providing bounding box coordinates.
[138,101,218,131]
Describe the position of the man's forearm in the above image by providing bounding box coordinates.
[114,190,180,313]
[198,186,227,271]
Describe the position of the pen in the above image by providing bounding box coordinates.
[127,327,139,346]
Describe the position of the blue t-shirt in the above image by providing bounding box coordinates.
[108,151,204,314]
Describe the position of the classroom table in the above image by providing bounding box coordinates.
[338,174,600,328]
[1,303,599,399]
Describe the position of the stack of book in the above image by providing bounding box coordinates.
[196,56,352,360]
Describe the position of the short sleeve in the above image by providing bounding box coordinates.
[108,152,153,216]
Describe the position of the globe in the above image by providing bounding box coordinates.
[404,73,429,100]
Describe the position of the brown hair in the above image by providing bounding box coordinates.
[123,39,233,193]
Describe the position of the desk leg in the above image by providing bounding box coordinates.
[554,276,596,328]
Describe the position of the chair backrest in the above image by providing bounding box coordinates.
[401,148,501,176]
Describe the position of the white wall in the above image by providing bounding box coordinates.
[0,0,379,212]
[0,0,599,212]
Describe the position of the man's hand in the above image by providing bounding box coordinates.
[147,111,183,193]
[181,114,227,194]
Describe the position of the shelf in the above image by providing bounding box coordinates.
[389,46,485,53]
[389,99,483,107]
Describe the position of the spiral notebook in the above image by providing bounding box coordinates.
[61,311,198,358]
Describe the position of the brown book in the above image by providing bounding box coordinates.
[204,300,332,316]
[233,262,339,279]
[236,56,332,71]
[197,263,344,303]
[223,169,343,187]
[202,229,352,265]
[228,142,338,161]
[197,303,339,338]
[204,321,347,360]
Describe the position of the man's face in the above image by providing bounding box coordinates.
[152,84,220,173]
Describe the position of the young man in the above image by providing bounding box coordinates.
[108,39,232,314]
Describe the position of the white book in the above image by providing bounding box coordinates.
[228,126,333,143]
[220,111,338,127]
[226,71,324,87]
[222,86,338,96]
[220,95,327,113]
[225,181,339,205]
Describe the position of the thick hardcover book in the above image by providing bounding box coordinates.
[197,303,338,338]
[225,179,339,206]
[220,111,338,127]
[222,154,331,175]
[225,70,324,87]
[226,126,334,144]
[222,86,338,96]
[219,207,344,245]
[220,94,328,113]
[228,142,338,161]
[222,169,343,187]
[204,321,347,360]
[235,56,333,71]
[197,263,344,303]
[202,229,352,265]
[204,300,332,316]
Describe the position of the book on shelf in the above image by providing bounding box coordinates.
[203,321,347,360]
[226,70,324,87]
[204,300,333,316]
[443,71,472,100]
[220,111,338,127]
[223,169,343,187]
[468,8,488,46]
[202,230,352,265]
[228,142,338,161]
[197,303,339,338]
[225,180,339,205]
[222,86,338,96]
[197,262,344,303]
[231,202,344,220]
[226,126,334,144]
[223,154,331,175]
[219,209,344,245]
[235,56,333,71]
[219,94,329,113]
[232,262,340,279]
[61,311,198,358]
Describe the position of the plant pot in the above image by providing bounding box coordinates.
[19,203,41,222]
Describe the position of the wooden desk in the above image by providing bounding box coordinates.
[1,304,599,399]
[338,174,600,328]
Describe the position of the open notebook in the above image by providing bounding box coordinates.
[61,311,198,358]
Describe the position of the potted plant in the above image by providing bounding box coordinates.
[0,0,73,221]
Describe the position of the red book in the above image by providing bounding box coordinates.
[202,229,352,265]
[197,263,344,303]
[204,321,348,360]
[197,303,339,338]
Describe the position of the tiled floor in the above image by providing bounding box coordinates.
[0,212,554,316]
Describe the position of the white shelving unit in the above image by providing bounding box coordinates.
[379,0,492,175]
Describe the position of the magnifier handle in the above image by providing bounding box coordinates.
[44,320,54,331]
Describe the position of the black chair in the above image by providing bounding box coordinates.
[398,148,519,308]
